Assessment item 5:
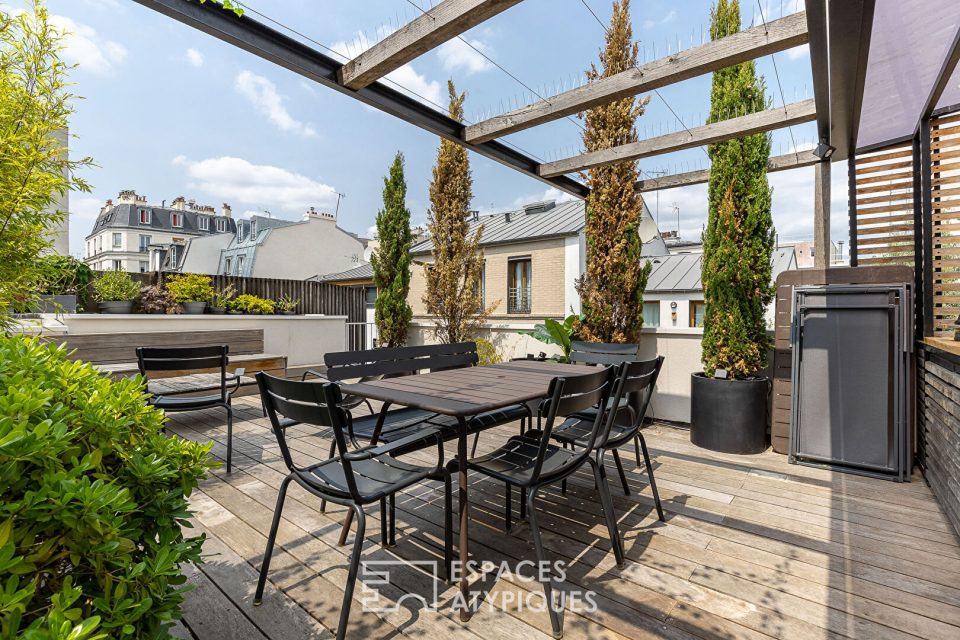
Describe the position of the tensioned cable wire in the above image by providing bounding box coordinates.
[755,0,800,160]
[577,0,710,159]
[233,1,548,162]
[401,0,589,136]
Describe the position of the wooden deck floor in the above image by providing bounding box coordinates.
[166,397,960,640]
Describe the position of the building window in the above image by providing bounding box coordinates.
[139,260,148,273]
[172,213,183,228]
[235,255,244,275]
[139,234,151,253]
[250,220,258,237]
[643,301,660,328]
[139,208,151,224]
[690,301,706,328]
[112,259,123,271]
[507,256,532,314]
[478,263,486,310]
[365,286,377,307]
[216,218,227,232]
[198,216,209,231]
[224,257,232,275]
[112,232,121,248]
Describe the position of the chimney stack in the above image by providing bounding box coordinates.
[171,196,187,211]
[221,202,232,218]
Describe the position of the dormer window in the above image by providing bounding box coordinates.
[216,218,227,232]
[139,208,151,224]
[198,216,209,231]
[172,213,183,228]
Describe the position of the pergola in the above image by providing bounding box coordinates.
[133,0,960,329]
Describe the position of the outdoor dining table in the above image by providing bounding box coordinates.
[339,359,596,621]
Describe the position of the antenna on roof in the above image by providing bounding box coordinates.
[334,192,346,217]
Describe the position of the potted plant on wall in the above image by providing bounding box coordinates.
[166,273,214,314]
[229,294,274,315]
[275,294,299,315]
[209,284,236,315]
[137,284,177,314]
[92,270,140,314]
[690,0,775,455]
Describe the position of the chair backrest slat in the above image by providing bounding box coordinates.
[324,342,478,381]
[137,345,229,401]
[569,341,640,366]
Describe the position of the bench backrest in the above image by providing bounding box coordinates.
[570,341,640,366]
[44,329,264,365]
[324,342,478,381]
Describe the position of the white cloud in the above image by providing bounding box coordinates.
[49,15,126,74]
[643,10,677,29]
[333,30,442,107]
[510,187,578,209]
[185,48,204,68]
[174,156,338,213]
[785,44,809,61]
[437,38,493,74]
[234,70,317,137]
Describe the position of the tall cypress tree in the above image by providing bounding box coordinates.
[575,0,652,344]
[423,81,493,343]
[701,0,775,378]
[371,152,413,347]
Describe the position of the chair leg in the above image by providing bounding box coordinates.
[611,448,631,496]
[588,456,625,568]
[638,432,665,522]
[443,470,453,581]
[338,508,355,547]
[504,483,512,530]
[388,493,396,546]
[526,488,563,639]
[321,438,337,513]
[519,487,526,521]
[471,431,480,458]
[634,433,642,468]
[225,403,234,473]
[336,503,366,640]
[254,475,292,605]
[380,498,388,548]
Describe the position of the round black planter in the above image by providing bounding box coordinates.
[99,300,134,314]
[690,373,768,454]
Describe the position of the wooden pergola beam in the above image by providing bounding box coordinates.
[635,150,819,191]
[539,99,817,178]
[464,11,808,143]
[338,0,522,90]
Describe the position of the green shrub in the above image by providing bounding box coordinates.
[209,284,236,310]
[164,274,214,304]
[136,284,177,314]
[475,338,502,365]
[275,294,299,313]
[229,294,275,314]
[91,270,140,302]
[0,336,214,638]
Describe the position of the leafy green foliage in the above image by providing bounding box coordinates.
[209,284,236,310]
[164,274,214,304]
[275,294,299,313]
[474,338,502,365]
[91,271,139,302]
[0,336,214,638]
[574,0,652,344]
[701,0,775,379]
[372,152,414,347]
[38,256,92,296]
[0,3,93,326]
[423,81,497,344]
[228,294,274,314]
[196,0,244,17]
[519,314,582,363]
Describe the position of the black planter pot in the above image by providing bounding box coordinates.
[690,373,768,454]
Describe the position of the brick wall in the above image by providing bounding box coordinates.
[409,237,569,319]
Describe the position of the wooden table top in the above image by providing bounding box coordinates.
[340,361,596,417]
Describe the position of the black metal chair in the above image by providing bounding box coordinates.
[254,373,453,640]
[466,366,622,639]
[136,345,243,472]
[551,358,666,521]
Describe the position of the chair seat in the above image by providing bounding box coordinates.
[150,393,226,410]
[428,403,530,432]
[302,453,434,502]
[550,416,637,448]
[468,435,581,486]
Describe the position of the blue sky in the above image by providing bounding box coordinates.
[38,0,844,258]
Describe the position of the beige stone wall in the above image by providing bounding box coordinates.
[408,237,568,319]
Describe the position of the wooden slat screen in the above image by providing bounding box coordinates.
[853,142,916,268]
[931,112,960,336]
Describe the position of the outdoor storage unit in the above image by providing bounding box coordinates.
[789,284,912,481]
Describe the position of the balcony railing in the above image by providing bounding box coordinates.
[508,286,531,314]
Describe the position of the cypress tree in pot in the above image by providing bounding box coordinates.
[690,0,775,454]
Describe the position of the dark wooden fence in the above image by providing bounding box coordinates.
[123,273,366,322]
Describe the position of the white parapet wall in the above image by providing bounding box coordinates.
[60,314,347,368]
[408,320,704,423]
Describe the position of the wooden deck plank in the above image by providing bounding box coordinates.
[162,398,960,640]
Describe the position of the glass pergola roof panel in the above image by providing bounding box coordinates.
[857,0,960,150]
